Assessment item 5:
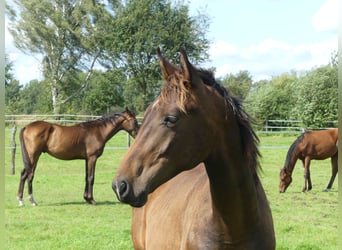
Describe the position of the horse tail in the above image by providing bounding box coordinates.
[284,133,304,171]
[20,127,31,170]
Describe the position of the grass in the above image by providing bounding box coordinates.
[4,130,338,249]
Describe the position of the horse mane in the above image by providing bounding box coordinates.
[159,68,261,180]
[284,133,305,170]
[79,114,123,129]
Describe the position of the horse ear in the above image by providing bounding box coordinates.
[179,48,201,87]
[157,47,178,80]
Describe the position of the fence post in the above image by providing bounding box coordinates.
[127,132,131,147]
[11,125,17,175]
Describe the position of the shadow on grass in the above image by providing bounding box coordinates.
[279,188,338,194]
[45,200,121,206]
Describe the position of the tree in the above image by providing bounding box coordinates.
[220,70,252,100]
[245,73,298,124]
[5,55,22,113]
[6,0,111,114]
[82,70,125,115]
[18,79,52,114]
[106,0,210,112]
[292,65,337,128]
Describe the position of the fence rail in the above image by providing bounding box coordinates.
[5,114,145,126]
[259,119,338,133]
[5,114,102,126]
[4,114,338,174]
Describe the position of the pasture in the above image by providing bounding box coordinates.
[4,130,338,249]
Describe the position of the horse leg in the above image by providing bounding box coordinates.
[27,171,37,206]
[324,154,338,191]
[307,168,312,191]
[17,168,29,206]
[302,158,311,192]
[27,161,39,206]
[17,152,38,206]
[84,157,97,205]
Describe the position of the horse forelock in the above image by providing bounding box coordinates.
[157,70,194,113]
[156,67,261,179]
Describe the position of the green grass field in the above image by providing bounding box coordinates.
[4,130,338,249]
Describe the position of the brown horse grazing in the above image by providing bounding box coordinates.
[279,128,338,193]
[17,108,139,206]
[112,49,275,249]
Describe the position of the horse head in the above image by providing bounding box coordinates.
[121,107,139,138]
[112,48,224,207]
[279,167,292,193]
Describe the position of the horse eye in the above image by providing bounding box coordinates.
[162,115,178,127]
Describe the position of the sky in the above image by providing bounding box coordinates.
[5,0,338,84]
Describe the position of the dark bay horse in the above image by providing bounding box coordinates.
[279,128,338,193]
[18,108,139,206]
[112,49,275,249]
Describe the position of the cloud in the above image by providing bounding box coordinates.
[209,40,239,58]
[206,37,337,81]
[312,0,338,32]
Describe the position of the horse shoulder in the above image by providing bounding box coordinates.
[132,165,214,249]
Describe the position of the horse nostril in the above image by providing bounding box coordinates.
[119,181,127,195]
[113,179,130,200]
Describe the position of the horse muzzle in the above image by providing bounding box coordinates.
[112,178,147,207]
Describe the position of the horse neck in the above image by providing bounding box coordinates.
[100,115,126,141]
[284,144,300,174]
[203,122,260,242]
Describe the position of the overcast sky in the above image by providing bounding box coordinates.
[5,0,338,84]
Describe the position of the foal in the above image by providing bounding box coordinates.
[18,108,139,206]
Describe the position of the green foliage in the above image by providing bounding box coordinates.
[245,64,337,128]
[5,55,22,114]
[220,70,252,100]
[291,65,337,128]
[18,80,52,114]
[106,0,210,112]
[82,70,125,115]
[6,0,210,114]
[6,0,110,114]
[245,73,298,123]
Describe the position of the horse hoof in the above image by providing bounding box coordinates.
[17,197,25,206]
[323,188,330,192]
[86,199,96,205]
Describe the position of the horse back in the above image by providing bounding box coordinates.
[300,129,338,159]
[23,121,87,159]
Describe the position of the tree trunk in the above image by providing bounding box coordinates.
[51,81,59,115]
